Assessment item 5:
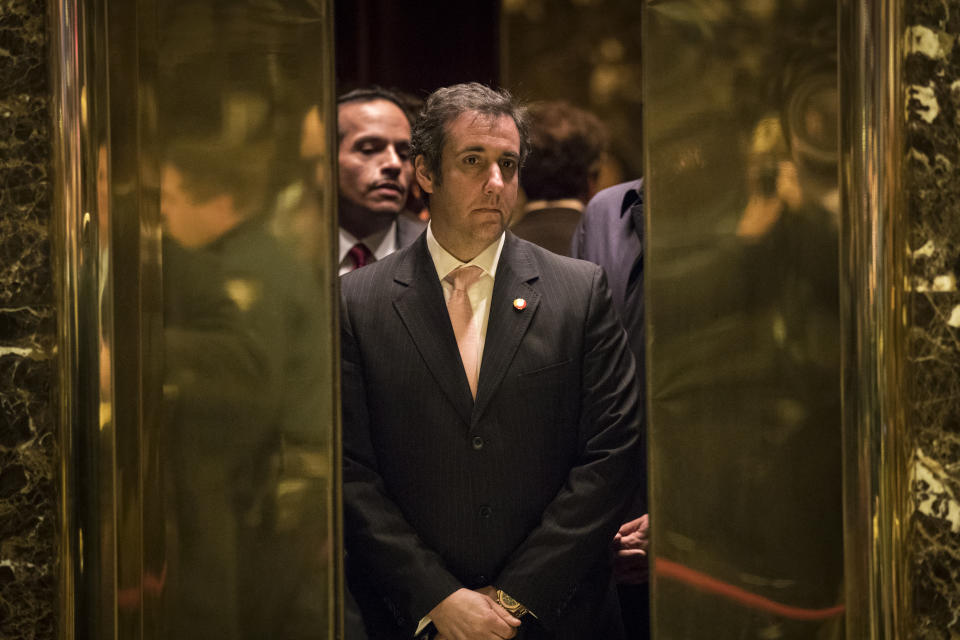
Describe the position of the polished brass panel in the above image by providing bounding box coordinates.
[50,1,83,637]
[50,0,121,637]
[644,1,845,638]
[154,1,340,638]
[53,0,340,637]
[838,0,908,638]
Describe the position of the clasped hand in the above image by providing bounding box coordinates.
[429,587,521,640]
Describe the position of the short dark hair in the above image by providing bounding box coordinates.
[411,83,529,187]
[520,101,608,201]
[336,87,414,140]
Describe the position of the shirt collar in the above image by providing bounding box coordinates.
[338,220,398,264]
[426,222,505,281]
[523,198,585,214]
[619,179,645,218]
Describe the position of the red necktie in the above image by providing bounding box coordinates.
[348,243,373,270]
[444,265,484,398]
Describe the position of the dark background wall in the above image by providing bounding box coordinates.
[335,0,499,97]
[0,0,59,639]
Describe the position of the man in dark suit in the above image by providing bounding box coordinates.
[337,88,426,273]
[510,101,608,257]
[570,179,650,640]
[341,83,643,640]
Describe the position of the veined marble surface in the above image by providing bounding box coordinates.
[0,0,58,638]
[906,0,960,637]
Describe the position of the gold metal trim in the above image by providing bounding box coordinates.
[322,2,345,636]
[52,0,159,636]
[50,0,120,637]
[839,0,908,638]
[50,0,81,636]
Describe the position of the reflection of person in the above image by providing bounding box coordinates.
[510,101,608,256]
[341,83,643,640]
[337,88,426,273]
[570,178,650,640]
[161,140,330,639]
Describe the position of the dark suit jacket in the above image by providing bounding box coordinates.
[510,205,582,257]
[340,231,643,639]
[570,181,649,639]
[570,180,644,374]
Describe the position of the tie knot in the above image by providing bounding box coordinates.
[348,243,373,270]
[444,265,483,292]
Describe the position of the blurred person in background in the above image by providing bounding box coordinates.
[510,100,608,256]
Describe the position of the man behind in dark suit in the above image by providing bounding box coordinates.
[341,83,643,639]
[571,179,650,639]
[337,87,426,274]
[509,101,607,256]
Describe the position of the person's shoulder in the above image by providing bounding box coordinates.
[515,234,601,280]
[397,213,427,247]
[584,178,644,218]
[340,240,415,293]
[398,212,427,233]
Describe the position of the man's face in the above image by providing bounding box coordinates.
[416,111,520,260]
[161,165,229,248]
[337,99,412,224]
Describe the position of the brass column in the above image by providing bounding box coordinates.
[838,1,909,639]
[50,0,341,637]
[644,1,845,638]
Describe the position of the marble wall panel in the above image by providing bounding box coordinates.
[905,0,960,637]
[0,0,59,639]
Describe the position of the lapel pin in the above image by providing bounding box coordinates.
[513,297,527,311]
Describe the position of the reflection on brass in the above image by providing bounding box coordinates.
[155,1,340,638]
[644,1,845,639]
[53,0,340,637]
[838,0,909,638]
[50,0,121,637]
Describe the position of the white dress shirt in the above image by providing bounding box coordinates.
[426,223,505,372]
[338,221,398,275]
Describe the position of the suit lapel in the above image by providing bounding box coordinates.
[392,237,474,426]
[473,234,541,423]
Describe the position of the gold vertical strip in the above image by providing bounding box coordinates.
[839,0,908,638]
[49,0,81,636]
[323,1,345,637]
[134,0,162,636]
[104,0,155,635]
[50,0,120,637]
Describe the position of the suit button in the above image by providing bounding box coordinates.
[479,505,492,518]
[471,436,484,450]
[476,575,488,585]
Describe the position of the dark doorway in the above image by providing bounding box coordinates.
[334,0,500,97]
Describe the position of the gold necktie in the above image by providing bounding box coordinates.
[444,265,484,398]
